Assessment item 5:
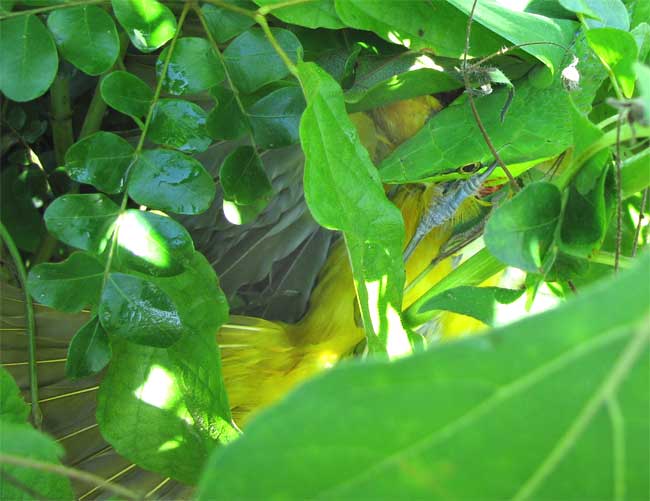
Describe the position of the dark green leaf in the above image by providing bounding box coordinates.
[0,420,73,500]
[0,166,45,252]
[298,62,407,355]
[65,316,112,379]
[206,86,250,140]
[334,0,505,57]
[416,286,524,326]
[224,28,302,94]
[220,146,272,207]
[157,37,224,96]
[201,1,256,43]
[0,367,28,423]
[64,131,134,193]
[485,182,562,273]
[560,150,614,257]
[248,86,305,148]
[27,251,104,312]
[100,70,153,119]
[46,5,119,75]
[44,194,120,252]
[111,0,177,53]
[148,99,211,153]
[197,253,650,500]
[254,0,343,28]
[586,28,638,98]
[128,149,216,215]
[99,272,185,347]
[115,209,194,277]
[560,0,630,30]
[448,0,576,73]
[0,15,58,102]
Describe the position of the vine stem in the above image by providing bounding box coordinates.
[256,14,299,77]
[0,0,105,19]
[0,453,142,500]
[0,222,41,429]
[462,0,519,192]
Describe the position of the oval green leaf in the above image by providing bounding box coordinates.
[157,37,224,96]
[65,316,112,379]
[27,251,104,312]
[101,70,153,119]
[47,5,119,76]
[44,193,120,252]
[148,99,212,153]
[201,1,256,43]
[254,0,343,29]
[485,182,562,273]
[248,86,305,148]
[586,28,639,98]
[115,209,195,277]
[99,272,185,347]
[224,28,302,94]
[111,0,177,53]
[220,145,272,206]
[128,149,216,215]
[0,15,58,102]
[64,131,134,193]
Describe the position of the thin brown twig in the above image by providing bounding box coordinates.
[632,188,648,257]
[462,0,519,192]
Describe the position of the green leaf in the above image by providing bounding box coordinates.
[560,150,614,257]
[586,28,639,98]
[97,254,234,485]
[447,0,577,73]
[197,254,650,500]
[560,0,630,30]
[0,420,73,500]
[101,70,153,119]
[157,37,224,96]
[148,99,211,153]
[379,78,573,183]
[201,1,256,43]
[224,28,302,94]
[65,315,111,379]
[64,131,134,193]
[99,272,185,347]
[416,285,524,326]
[46,5,119,76]
[636,63,650,125]
[111,0,177,53]
[222,197,269,225]
[621,147,650,198]
[206,86,250,140]
[254,0,344,29]
[334,0,505,57]
[298,62,407,355]
[27,251,104,312]
[0,367,28,423]
[44,193,120,253]
[485,182,562,273]
[128,149,216,215]
[220,146,273,207]
[0,15,58,102]
[0,166,45,252]
[115,209,194,277]
[248,86,305,148]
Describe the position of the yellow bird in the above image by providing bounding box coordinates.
[1,95,491,498]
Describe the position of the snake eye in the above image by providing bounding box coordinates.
[460,163,479,174]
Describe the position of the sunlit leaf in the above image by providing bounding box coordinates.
[44,194,120,253]
[99,272,185,347]
[46,5,119,75]
[64,131,134,193]
[128,149,216,215]
[254,0,343,29]
[485,182,562,273]
[560,0,630,30]
[27,251,104,312]
[0,367,28,423]
[65,316,112,379]
[224,28,302,93]
[100,70,153,119]
[157,37,224,96]
[0,15,58,102]
[148,99,211,153]
[111,0,177,53]
[587,28,639,98]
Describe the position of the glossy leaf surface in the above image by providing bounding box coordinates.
[148,99,211,153]
[100,70,153,119]
[111,0,177,53]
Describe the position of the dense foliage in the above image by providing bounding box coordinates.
[0,0,649,499]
